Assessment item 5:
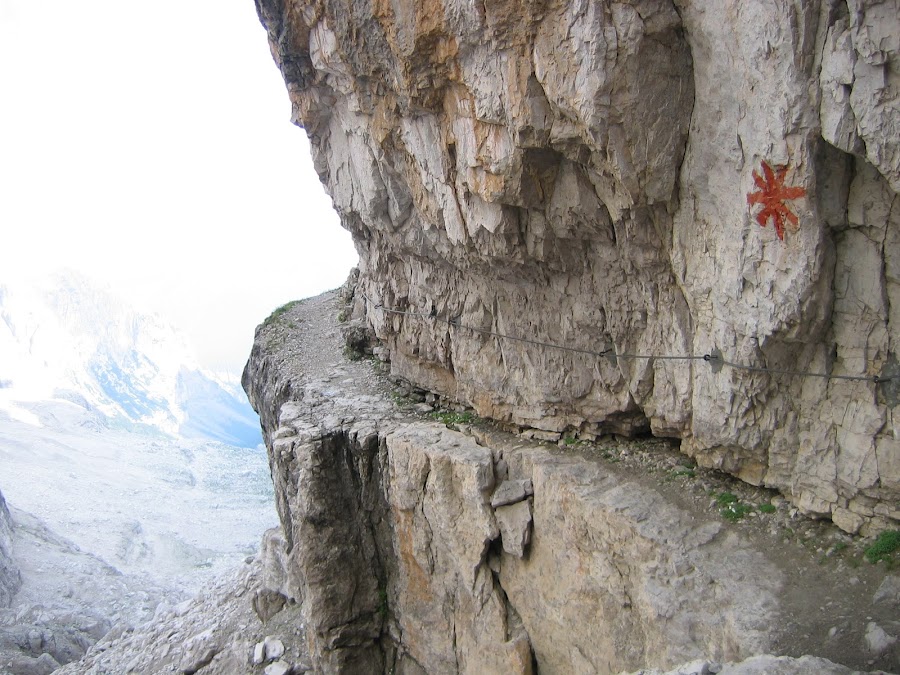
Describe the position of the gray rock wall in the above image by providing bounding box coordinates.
[0,489,20,607]
[253,0,899,532]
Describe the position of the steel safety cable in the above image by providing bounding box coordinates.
[367,295,612,359]
[363,295,894,384]
[716,356,887,383]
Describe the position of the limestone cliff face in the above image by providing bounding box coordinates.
[253,0,899,528]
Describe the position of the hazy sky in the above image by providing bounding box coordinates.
[0,0,358,372]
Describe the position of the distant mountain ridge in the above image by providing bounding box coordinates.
[0,271,261,447]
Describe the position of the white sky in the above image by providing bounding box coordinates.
[0,0,358,373]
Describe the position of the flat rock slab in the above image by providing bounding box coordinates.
[873,575,900,607]
[491,479,534,508]
[495,501,533,558]
[263,636,285,661]
[264,660,292,675]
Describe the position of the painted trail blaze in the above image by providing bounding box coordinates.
[747,160,806,241]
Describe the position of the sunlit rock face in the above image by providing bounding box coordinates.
[255,0,899,532]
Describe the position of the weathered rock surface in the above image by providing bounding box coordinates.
[239,291,898,674]
[0,490,19,608]
[255,0,900,532]
[819,0,900,192]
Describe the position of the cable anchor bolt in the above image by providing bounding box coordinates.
[705,348,724,374]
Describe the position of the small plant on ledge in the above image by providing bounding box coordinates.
[864,530,900,566]
[262,300,302,329]
[715,491,754,522]
[430,410,476,427]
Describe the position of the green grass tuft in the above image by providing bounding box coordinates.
[429,410,476,426]
[721,502,754,522]
[715,492,753,521]
[715,491,738,506]
[263,300,302,328]
[864,530,900,564]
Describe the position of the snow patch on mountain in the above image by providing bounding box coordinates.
[0,270,261,447]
